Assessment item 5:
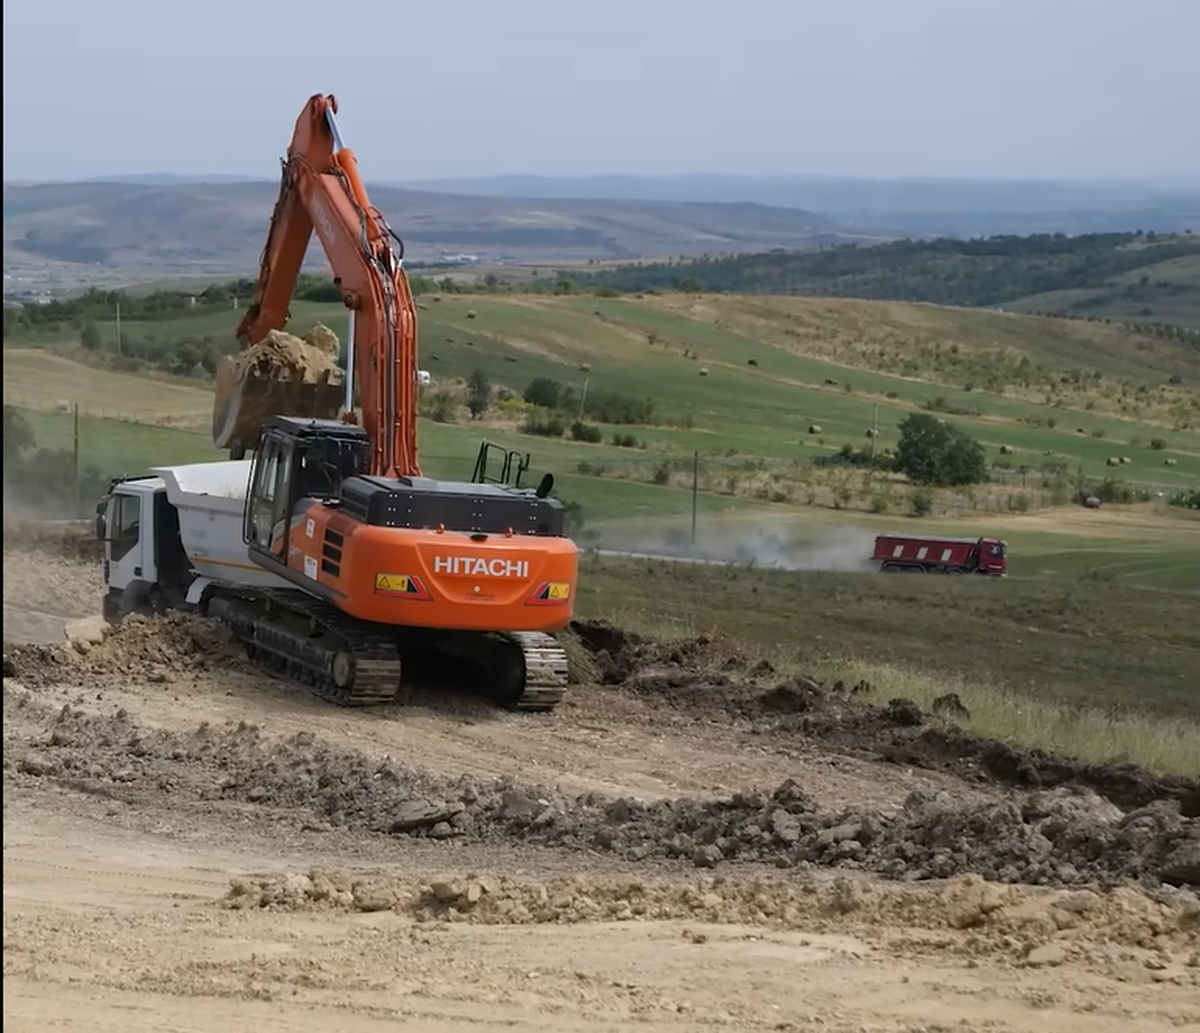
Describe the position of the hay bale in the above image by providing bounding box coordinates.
[1119,456,1132,465]
[1165,458,1178,466]
[808,424,822,434]
[1106,456,1121,467]
[999,444,1015,455]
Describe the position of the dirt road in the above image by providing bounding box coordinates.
[3,524,1198,1032]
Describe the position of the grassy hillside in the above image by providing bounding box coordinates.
[6,290,1199,484]
[1006,253,1200,330]
[575,232,1200,333]
[1,179,843,280]
[5,291,1198,589]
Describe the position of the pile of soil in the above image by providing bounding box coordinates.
[226,323,344,385]
[3,612,247,685]
[5,695,1197,890]
[224,866,1199,960]
[569,620,1200,815]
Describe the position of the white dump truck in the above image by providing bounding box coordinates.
[94,460,291,620]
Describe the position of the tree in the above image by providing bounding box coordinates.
[894,413,988,487]
[80,321,102,351]
[523,377,563,410]
[3,406,35,463]
[466,369,490,419]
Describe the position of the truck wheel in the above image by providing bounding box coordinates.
[881,563,901,573]
[946,568,963,576]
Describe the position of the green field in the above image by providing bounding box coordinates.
[8,292,1200,484]
[5,289,1199,555]
[573,554,1200,775]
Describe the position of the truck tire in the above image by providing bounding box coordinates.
[881,563,901,573]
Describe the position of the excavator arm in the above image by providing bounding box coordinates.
[214,94,420,479]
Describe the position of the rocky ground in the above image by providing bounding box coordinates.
[3,520,1198,1032]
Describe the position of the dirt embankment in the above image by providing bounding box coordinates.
[570,620,1200,815]
[4,673,1197,891]
[3,605,1197,892]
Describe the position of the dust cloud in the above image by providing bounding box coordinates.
[594,518,878,573]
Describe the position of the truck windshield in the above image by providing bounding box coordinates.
[989,543,1007,558]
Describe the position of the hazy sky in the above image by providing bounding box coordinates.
[4,0,1198,183]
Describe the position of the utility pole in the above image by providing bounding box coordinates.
[691,450,699,544]
[577,373,590,421]
[72,403,80,517]
[870,403,879,460]
[115,300,122,356]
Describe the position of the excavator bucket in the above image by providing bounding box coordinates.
[212,324,347,453]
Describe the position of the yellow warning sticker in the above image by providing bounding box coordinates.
[545,581,571,600]
[374,573,410,593]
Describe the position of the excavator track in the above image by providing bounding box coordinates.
[205,585,402,706]
[503,631,570,713]
[202,583,569,712]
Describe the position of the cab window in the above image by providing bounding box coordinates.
[109,494,141,561]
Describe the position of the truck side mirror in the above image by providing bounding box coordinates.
[94,499,108,540]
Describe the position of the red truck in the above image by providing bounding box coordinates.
[872,534,1008,576]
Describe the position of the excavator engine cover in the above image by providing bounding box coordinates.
[212,325,346,453]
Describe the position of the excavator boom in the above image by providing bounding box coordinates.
[212,94,419,478]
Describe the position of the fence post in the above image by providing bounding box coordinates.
[73,402,80,517]
[691,451,699,544]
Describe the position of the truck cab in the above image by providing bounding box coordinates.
[94,477,192,619]
[975,538,1008,576]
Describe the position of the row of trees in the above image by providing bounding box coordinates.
[2,272,460,342]
[566,231,1200,310]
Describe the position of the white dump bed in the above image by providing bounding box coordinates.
[152,460,289,589]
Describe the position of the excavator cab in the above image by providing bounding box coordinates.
[243,416,369,561]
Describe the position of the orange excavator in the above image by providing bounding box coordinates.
[202,94,579,710]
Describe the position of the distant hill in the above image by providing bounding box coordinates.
[577,232,1200,331]
[398,174,1200,238]
[1,179,850,279]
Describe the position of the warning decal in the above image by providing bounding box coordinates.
[374,572,420,595]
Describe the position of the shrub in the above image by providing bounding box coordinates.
[425,391,457,423]
[570,421,602,443]
[523,377,564,410]
[909,489,934,517]
[520,411,566,437]
[584,389,655,425]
